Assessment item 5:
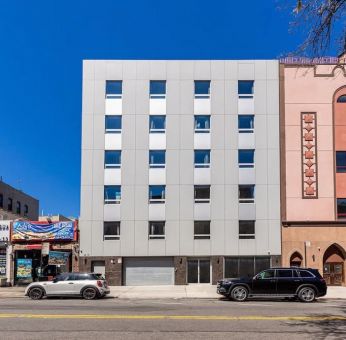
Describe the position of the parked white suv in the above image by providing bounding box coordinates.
[25,272,110,300]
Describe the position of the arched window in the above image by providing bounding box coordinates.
[337,95,346,103]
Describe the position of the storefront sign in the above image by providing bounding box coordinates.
[0,255,6,276]
[42,242,50,256]
[0,221,10,242]
[16,259,32,279]
[48,251,70,265]
[12,221,75,241]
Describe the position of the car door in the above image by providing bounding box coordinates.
[42,274,69,295]
[251,269,277,295]
[276,269,302,294]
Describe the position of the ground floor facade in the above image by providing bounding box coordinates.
[79,255,281,286]
[282,223,346,286]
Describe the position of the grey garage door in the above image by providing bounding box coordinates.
[124,257,174,286]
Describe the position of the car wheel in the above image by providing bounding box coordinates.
[298,287,316,303]
[82,287,98,300]
[28,287,44,300]
[230,286,248,302]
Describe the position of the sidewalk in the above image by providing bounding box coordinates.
[1,285,346,299]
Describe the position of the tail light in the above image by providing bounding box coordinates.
[320,278,326,283]
[97,280,103,287]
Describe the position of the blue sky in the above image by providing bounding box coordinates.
[0,1,307,217]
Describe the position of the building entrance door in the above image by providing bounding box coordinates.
[323,263,343,285]
[187,259,210,284]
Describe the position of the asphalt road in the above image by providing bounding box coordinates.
[0,297,345,339]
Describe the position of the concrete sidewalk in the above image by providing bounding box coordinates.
[0,285,346,299]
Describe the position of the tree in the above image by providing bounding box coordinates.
[291,0,346,56]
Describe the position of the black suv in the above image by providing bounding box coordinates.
[217,267,327,302]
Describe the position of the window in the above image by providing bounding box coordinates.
[238,80,254,97]
[7,198,13,211]
[24,204,29,216]
[105,151,121,168]
[194,150,210,168]
[149,185,165,203]
[16,201,21,215]
[104,186,121,204]
[149,115,166,133]
[299,270,314,278]
[106,81,122,98]
[336,151,346,173]
[239,185,255,203]
[239,221,255,239]
[224,257,270,278]
[257,270,275,279]
[194,81,210,98]
[150,81,166,98]
[148,221,165,239]
[149,150,166,168]
[194,221,210,239]
[238,150,254,168]
[194,185,210,203]
[0,194,3,208]
[337,198,346,219]
[337,95,346,103]
[277,270,293,278]
[238,115,254,133]
[104,222,120,240]
[194,115,210,133]
[105,115,122,133]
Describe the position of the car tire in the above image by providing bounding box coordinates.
[230,286,248,302]
[298,287,316,303]
[28,287,44,300]
[82,287,98,300]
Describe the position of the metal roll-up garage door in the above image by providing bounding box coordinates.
[124,257,174,286]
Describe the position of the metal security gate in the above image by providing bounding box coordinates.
[124,257,174,286]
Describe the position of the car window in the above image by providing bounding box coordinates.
[55,274,67,282]
[299,270,314,278]
[92,273,105,280]
[277,270,293,278]
[76,274,90,280]
[66,274,76,281]
[258,270,275,279]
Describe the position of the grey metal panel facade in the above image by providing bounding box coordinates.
[80,60,281,258]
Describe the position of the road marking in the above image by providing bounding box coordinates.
[0,314,345,321]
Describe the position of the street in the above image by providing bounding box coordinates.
[0,297,345,339]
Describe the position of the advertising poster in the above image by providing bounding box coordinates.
[48,251,70,265]
[16,259,32,279]
[0,255,6,276]
[12,221,75,241]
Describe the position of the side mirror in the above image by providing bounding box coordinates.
[52,278,58,283]
[253,275,260,280]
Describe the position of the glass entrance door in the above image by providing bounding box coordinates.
[187,259,210,284]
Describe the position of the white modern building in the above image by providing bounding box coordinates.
[79,60,281,285]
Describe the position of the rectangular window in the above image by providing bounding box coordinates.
[336,151,346,173]
[104,222,120,240]
[194,81,210,98]
[106,80,122,98]
[105,151,121,168]
[149,150,166,168]
[194,115,210,133]
[194,150,210,168]
[194,185,210,203]
[238,115,254,133]
[149,115,166,133]
[239,185,255,203]
[239,221,255,239]
[104,186,121,204]
[0,194,3,208]
[149,185,166,203]
[105,115,122,133]
[238,150,255,168]
[150,80,166,98]
[277,270,293,278]
[337,198,346,219]
[7,198,13,211]
[194,221,210,239]
[238,80,254,97]
[24,204,29,216]
[148,221,165,239]
[224,257,270,278]
[16,201,21,215]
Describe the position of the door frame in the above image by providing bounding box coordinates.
[323,262,344,286]
[186,258,211,284]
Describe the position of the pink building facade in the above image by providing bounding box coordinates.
[281,58,346,285]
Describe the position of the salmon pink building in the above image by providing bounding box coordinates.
[281,56,346,285]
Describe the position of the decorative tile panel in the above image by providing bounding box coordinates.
[301,113,318,198]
